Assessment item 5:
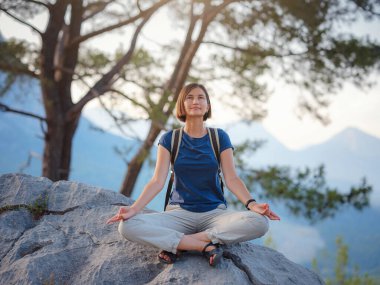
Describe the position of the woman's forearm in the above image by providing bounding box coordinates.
[225,176,255,206]
[130,179,163,212]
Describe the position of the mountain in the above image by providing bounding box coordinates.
[224,121,380,207]
[1,79,380,279]
[295,127,380,189]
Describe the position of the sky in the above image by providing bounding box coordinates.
[262,79,380,150]
[1,4,379,151]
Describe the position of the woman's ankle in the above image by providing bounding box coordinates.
[177,235,207,252]
[189,231,210,243]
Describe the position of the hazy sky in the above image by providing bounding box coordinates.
[1,4,379,150]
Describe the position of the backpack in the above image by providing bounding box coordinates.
[164,127,224,210]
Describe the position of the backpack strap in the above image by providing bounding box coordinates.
[164,128,183,210]
[207,128,220,165]
[171,127,183,165]
[207,128,224,194]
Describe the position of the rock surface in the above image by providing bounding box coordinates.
[0,173,325,285]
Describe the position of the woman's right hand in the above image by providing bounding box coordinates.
[249,202,280,220]
[106,206,137,224]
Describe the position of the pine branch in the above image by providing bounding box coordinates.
[352,0,380,16]
[25,0,50,9]
[97,95,144,142]
[68,0,171,47]
[202,41,308,58]
[0,62,39,78]
[82,0,113,21]
[0,102,46,122]
[71,10,155,114]
[109,88,150,112]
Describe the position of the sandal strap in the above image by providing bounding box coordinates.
[202,242,214,255]
[204,248,218,258]
[202,242,221,257]
[202,245,223,266]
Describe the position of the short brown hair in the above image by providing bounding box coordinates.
[175,83,212,122]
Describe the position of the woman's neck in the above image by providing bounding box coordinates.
[184,120,206,138]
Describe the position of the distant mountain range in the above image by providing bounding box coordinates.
[1,79,379,279]
[226,122,380,206]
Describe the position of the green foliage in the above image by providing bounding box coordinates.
[322,236,378,285]
[78,48,112,74]
[119,47,164,87]
[264,232,277,250]
[312,257,320,275]
[212,0,380,122]
[125,48,158,69]
[227,138,372,223]
[0,39,38,96]
[232,139,267,170]
[254,166,371,222]
[0,39,28,69]
[0,193,48,220]
[28,194,48,220]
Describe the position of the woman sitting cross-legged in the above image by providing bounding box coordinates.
[106,83,280,266]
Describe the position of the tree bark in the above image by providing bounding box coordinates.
[40,0,71,181]
[43,116,80,180]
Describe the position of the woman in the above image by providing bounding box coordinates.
[106,83,280,266]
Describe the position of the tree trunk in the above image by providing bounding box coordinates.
[40,0,70,181]
[42,114,80,181]
[60,115,81,179]
[42,119,64,180]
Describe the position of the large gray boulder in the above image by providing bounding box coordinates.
[0,173,324,285]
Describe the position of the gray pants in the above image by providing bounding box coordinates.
[118,205,269,254]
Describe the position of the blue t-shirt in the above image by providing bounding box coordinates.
[158,128,234,212]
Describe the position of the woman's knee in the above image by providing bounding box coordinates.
[118,216,144,241]
[246,212,269,238]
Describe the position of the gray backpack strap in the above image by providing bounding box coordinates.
[164,128,183,210]
[171,127,183,165]
[207,128,224,194]
[207,127,220,165]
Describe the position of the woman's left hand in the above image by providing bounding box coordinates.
[249,202,280,220]
[106,206,136,224]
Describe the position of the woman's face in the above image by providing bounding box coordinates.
[184,87,209,119]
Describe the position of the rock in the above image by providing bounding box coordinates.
[0,173,325,285]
